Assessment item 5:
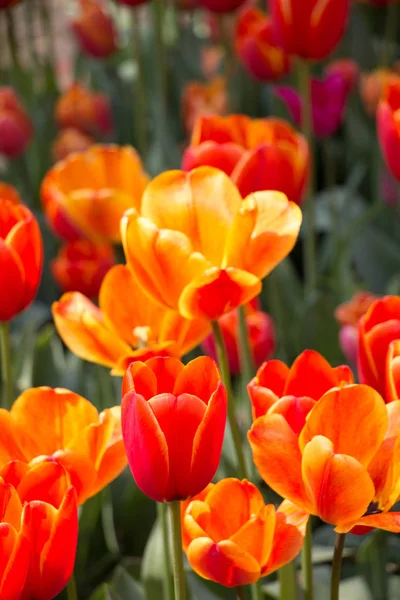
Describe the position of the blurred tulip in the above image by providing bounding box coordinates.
[269,0,350,61]
[183,116,310,204]
[0,87,33,158]
[381,165,400,206]
[72,0,118,59]
[182,478,307,586]
[326,58,359,94]
[248,349,353,420]
[0,479,78,600]
[378,77,400,180]
[55,83,113,136]
[339,324,359,365]
[249,383,400,532]
[195,0,246,13]
[0,0,23,7]
[360,68,397,116]
[235,7,291,82]
[275,72,350,138]
[51,239,115,298]
[121,166,302,321]
[52,127,94,161]
[182,77,228,136]
[52,264,211,374]
[41,144,149,243]
[202,308,276,374]
[200,46,224,78]
[0,386,127,504]
[335,291,378,328]
[113,0,147,4]
[0,191,43,322]
[122,356,227,502]
[0,181,21,205]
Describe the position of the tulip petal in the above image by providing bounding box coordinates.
[262,504,307,576]
[174,356,221,403]
[0,524,30,600]
[0,411,25,464]
[0,240,25,322]
[182,142,244,176]
[367,435,400,511]
[345,512,400,534]
[52,449,97,505]
[268,396,316,435]
[122,362,158,398]
[248,360,290,419]
[145,357,185,394]
[302,436,375,526]
[230,505,276,568]
[299,385,388,467]
[191,115,251,147]
[16,461,70,507]
[0,481,22,531]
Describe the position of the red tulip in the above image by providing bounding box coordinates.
[122,356,227,502]
[377,77,400,181]
[0,88,33,158]
[71,0,118,58]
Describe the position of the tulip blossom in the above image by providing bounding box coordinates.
[182,117,310,204]
[0,386,127,505]
[195,0,246,13]
[360,69,397,116]
[182,478,307,586]
[274,72,351,138]
[122,356,227,502]
[0,477,78,600]
[326,59,359,94]
[52,264,210,374]
[378,77,400,181]
[55,83,113,137]
[235,7,291,82]
[358,295,400,402]
[202,308,276,374]
[334,291,378,364]
[41,144,149,242]
[52,127,94,161]
[0,87,33,158]
[248,349,353,420]
[0,0,23,7]
[121,167,302,321]
[182,77,228,136]
[72,0,118,59]
[0,191,43,322]
[51,239,115,298]
[269,0,350,61]
[249,383,400,533]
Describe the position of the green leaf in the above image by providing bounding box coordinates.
[111,566,144,600]
[88,584,122,600]
[141,517,164,600]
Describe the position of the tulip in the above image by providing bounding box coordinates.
[334,291,378,364]
[274,72,350,138]
[378,77,400,181]
[182,478,307,586]
[0,191,43,322]
[360,68,396,116]
[183,116,309,203]
[121,166,302,321]
[0,87,33,158]
[0,386,127,504]
[200,47,223,78]
[51,239,115,298]
[358,295,400,402]
[249,383,400,532]
[326,59,359,94]
[55,83,113,137]
[269,0,350,61]
[0,181,21,205]
[52,264,210,374]
[182,77,228,136]
[195,0,246,13]
[235,7,291,82]
[202,308,276,374]
[0,0,23,7]
[248,349,353,420]
[52,127,94,162]
[71,0,118,59]
[122,356,227,502]
[41,144,149,243]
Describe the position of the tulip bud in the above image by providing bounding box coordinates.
[55,83,113,136]
[0,87,33,158]
[72,0,117,58]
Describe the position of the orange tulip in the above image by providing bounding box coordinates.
[0,182,21,205]
[182,77,228,136]
[52,264,210,374]
[71,0,118,59]
[52,127,94,162]
[122,356,227,502]
[41,144,149,242]
[235,7,291,82]
[121,166,302,321]
[0,191,43,322]
[182,116,310,204]
[269,0,350,61]
[0,386,127,505]
[55,83,113,136]
[0,87,33,158]
[378,77,400,181]
[334,291,378,364]
[248,349,353,420]
[249,383,400,533]
[182,478,307,586]
[51,239,115,298]
[360,68,397,116]
[358,295,400,402]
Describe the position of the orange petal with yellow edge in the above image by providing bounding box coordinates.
[299,385,387,467]
[51,450,97,505]
[52,292,131,368]
[385,340,400,404]
[0,411,25,464]
[368,435,400,511]
[301,436,375,526]
[179,266,261,320]
[229,505,276,568]
[340,512,400,534]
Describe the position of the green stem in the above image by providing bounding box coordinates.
[330,533,345,600]
[279,561,298,600]
[301,520,314,600]
[251,580,264,600]
[158,503,174,600]
[66,574,78,600]
[236,586,246,600]
[297,60,316,299]
[0,322,14,410]
[168,501,187,600]
[237,305,255,385]
[130,8,148,158]
[380,1,398,69]
[211,320,248,480]
[101,488,120,557]
[322,138,336,191]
